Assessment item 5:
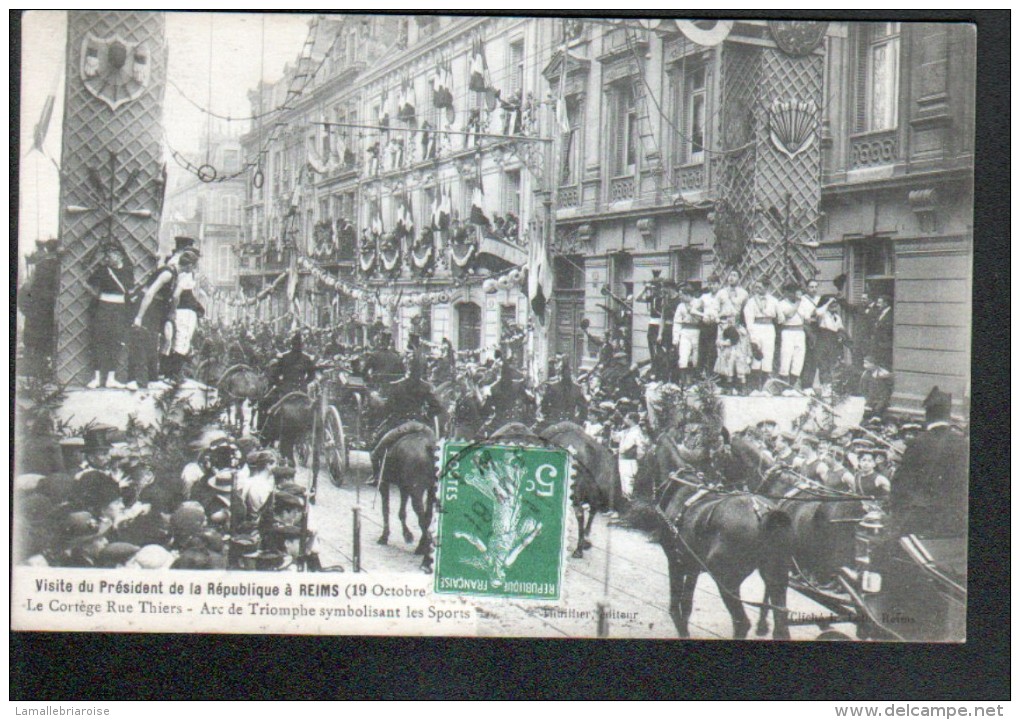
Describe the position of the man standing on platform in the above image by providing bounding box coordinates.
[798,278,823,392]
[19,238,62,378]
[128,236,199,390]
[743,281,779,392]
[85,242,134,389]
[716,270,749,321]
[776,283,809,392]
[637,270,664,367]
[658,281,680,383]
[697,275,721,377]
[671,284,702,386]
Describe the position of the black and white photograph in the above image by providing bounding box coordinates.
[14,11,977,645]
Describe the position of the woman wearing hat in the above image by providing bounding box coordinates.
[85,243,134,389]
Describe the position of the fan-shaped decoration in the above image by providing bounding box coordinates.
[768,98,818,159]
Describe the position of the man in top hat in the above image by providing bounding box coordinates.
[75,424,118,479]
[85,242,134,389]
[129,237,200,390]
[19,237,62,378]
[889,387,968,537]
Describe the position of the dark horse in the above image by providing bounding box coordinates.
[374,422,438,572]
[489,422,621,560]
[260,391,314,467]
[218,364,269,434]
[732,433,866,636]
[628,436,793,640]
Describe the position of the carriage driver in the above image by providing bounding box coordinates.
[369,355,445,486]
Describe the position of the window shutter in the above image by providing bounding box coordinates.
[854,27,870,133]
[614,91,628,174]
[851,242,866,304]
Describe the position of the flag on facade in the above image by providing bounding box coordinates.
[469,175,490,227]
[32,95,55,152]
[527,215,553,324]
[469,38,490,93]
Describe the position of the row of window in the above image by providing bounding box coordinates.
[558,22,902,190]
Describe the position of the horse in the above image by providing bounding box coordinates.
[217,364,269,434]
[373,422,438,571]
[488,421,621,561]
[260,391,315,467]
[537,421,622,559]
[735,439,867,636]
[626,440,793,640]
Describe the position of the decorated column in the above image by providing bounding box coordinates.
[56,11,167,384]
[714,21,828,289]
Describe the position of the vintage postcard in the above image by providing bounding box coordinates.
[14,12,972,641]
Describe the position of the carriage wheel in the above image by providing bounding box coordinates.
[324,405,348,487]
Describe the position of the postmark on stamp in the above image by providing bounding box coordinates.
[434,441,570,600]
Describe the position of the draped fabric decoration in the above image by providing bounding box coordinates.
[469,37,499,111]
[312,220,335,258]
[306,131,330,175]
[411,225,436,276]
[379,231,402,278]
[449,220,477,273]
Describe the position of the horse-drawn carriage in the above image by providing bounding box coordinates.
[784,514,967,642]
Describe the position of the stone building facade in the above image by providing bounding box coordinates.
[238,17,973,413]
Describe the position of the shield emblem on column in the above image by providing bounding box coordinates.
[80,34,150,111]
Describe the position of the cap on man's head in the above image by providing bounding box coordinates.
[83,424,116,453]
[173,236,199,254]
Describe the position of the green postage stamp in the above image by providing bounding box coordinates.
[435,441,571,600]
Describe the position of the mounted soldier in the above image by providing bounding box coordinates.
[540,357,588,426]
[482,358,536,432]
[257,332,318,434]
[369,354,445,485]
